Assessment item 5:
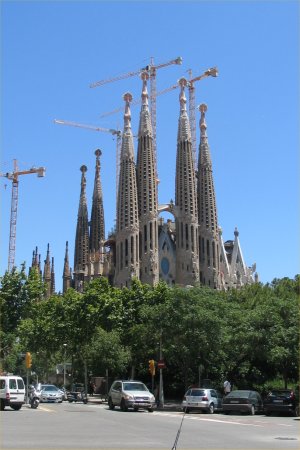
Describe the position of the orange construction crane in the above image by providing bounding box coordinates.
[1,160,45,272]
[54,119,122,205]
[90,56,182,181]
[187,67,218,167]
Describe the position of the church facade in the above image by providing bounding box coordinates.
[36,72,258,296]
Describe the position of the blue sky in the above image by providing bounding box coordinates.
[1,0,299,292]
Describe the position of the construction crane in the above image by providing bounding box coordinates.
[90,56,182,181]
[187,67,218,167]
[98,66,218,169]
[54,119,122,204]
[99,83,179,119]
[1,159,45,272]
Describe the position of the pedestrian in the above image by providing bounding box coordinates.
[223,380,231,395]
[89,380,96,396]
[154,385,159,407]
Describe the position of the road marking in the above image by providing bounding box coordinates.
[153,412,263,427]
[39,406,55,412]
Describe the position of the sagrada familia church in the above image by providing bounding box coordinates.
[31,72,258,296]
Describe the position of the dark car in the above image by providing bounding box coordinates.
[222,390,263,415]
[264,388,299,416]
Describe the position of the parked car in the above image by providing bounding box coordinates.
[108,380,155,412]
[0,374,25,411]
[39,384,63,403]
[222,390,263,415]
[264,388,299,416]
[182,388,223,414]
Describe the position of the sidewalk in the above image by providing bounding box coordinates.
[87,395,182,412]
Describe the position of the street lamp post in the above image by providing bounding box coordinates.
[63,344,67,388]
[159,331,164,409]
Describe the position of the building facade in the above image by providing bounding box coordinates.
[34,74,258,296]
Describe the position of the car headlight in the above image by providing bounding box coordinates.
[124,394,134,400]
[149,395,155,402]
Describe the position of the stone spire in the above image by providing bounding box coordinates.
[136,72,159,285]
[89,149,105,261]
[74,165,89,290]
[115,92,140,287]
[51,257,55,295]
[197,104,220,288]
[175,78,199,286]
[63,241,72,293]
[43,243,51,298]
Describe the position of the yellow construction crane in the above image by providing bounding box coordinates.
[90,56,182,181]
[54,119,122,204]
[1,159,45,272]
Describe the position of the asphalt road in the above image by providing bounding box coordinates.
[1,401,299,449]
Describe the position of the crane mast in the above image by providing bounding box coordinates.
[1,159,46,272]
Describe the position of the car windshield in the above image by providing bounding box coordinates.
[123,382,147,391]
[187,389,206,396]
[227,390,251,398]
[42,385,58,392]
[269,390,292,397]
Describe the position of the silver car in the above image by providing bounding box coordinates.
[108,380,155,412]
[39,384,63,403]
[182,388,223,414]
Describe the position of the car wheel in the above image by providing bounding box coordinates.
[223,410,229,415]
[265,411,271,416]
[294,406,299,417]
[120,399,128,412]
[0,400,5,411]
[108,397,115,410]
[148,408,153,413]
[208,403,215,414]
[250,405,255,415]
[10,404,22,411]
[185,408,190,414]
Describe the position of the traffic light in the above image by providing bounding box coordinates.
[25,352,32,369]
[149,359,155,376]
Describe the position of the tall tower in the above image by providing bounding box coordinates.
[74,165,89,291]
[197,104,220,288]
[43,243,51,298]
[175,78,199,286]
[136,72,159,285]
[63,241,72,293]
[50,257,55,295]
[89,149,105,274]
[115,93,140,288]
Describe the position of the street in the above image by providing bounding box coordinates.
[1,401,299,449]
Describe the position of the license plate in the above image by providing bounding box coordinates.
[230,400,239,403]
[273,400,283,403]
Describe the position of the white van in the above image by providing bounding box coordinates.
[0,374,26,410]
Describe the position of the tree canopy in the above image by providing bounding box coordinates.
[1,269,299,395]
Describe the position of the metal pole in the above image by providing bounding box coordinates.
[159,332,164,408]
[63,344,67,388]
[26,369,29,404]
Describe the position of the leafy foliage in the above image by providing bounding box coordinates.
[1,267,299,395]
